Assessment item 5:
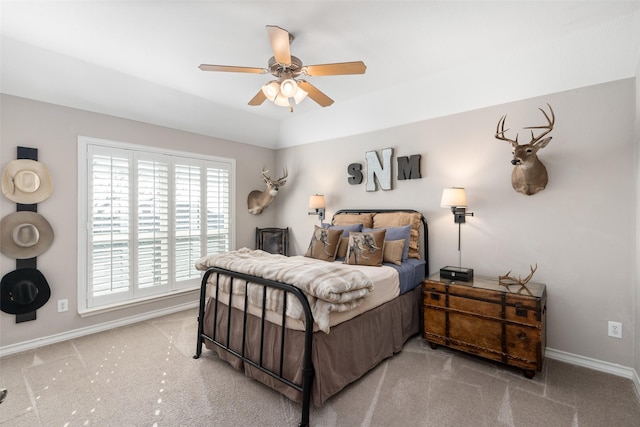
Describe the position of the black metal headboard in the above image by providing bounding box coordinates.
[332,209,429,275]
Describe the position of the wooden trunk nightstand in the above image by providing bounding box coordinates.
[422,274,546,378]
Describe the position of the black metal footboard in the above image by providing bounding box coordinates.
[193,266,315,427]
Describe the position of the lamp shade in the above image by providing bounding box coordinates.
[440,188,467,208]
[273,94,292,107]
[309,194,325,209]
[292,86,308,103]
[280,79,298,97]
[261,81,280,101]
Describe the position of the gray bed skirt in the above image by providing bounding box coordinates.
[203,284,423,407]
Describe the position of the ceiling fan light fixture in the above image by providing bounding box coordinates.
[272,94,291,107]
[293,86,308,104]
[279,78,298,98]
[270,79,307,108]
[261,81,280,101]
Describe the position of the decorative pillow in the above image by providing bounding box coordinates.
[383,239,405,266]
[364,224,412,261]
[333,213,374,228]
[336,237,349,258]
[373,212,422,259]
[345,230,386,267]
[305,226,342,261]
[322,223,363,258]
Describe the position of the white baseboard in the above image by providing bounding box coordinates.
[546,347,640,398]
[0,301,199,359]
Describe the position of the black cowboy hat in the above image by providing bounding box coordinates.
[1,268,51,315]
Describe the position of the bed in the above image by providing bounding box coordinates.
[193,209,429,427]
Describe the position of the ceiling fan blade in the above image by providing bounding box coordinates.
[304,61,367,76]
[297,80,334,107]
[199,64,267,74]
[266,25,292,66]
[248,90,267,106]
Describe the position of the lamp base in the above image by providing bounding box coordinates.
[440,266,474,282]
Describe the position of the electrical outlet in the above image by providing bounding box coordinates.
[608,321,622,339]
[57,299,68,313]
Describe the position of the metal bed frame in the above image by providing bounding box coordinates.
[194,209,428,427]
[193,266,315,426]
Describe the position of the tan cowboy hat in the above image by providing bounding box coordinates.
[0,211,54,259]
[1,159,52,204]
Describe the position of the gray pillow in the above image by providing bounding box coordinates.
[322,223,363,237]
[363,224,412,261]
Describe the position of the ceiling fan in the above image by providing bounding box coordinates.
[199,25,367,111]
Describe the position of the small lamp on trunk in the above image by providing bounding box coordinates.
[440,187,474,281]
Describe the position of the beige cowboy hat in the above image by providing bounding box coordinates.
[0,211,54,259]
[1,159,52,204]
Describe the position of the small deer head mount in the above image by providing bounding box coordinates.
[495,104,555,195]
[247,167,288,215]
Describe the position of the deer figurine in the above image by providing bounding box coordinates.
[495,104,555,195]
[247,167,288,215]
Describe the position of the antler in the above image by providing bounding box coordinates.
[499,263,538,287]
[261,167,288,185]
[261,167,271,183]
[274,167,288,185]
[525,103,555,146]
[495,104,555,148]
[495,115,519,147]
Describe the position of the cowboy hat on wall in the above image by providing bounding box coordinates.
[1,159,52,204]
[0,268,51,315]
[0,211,54,259]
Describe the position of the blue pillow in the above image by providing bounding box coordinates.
[322,223,363,237]
[363,224,411,261]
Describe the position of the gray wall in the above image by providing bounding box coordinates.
[1,78,637,371]
[276,79,636,367]
[0,94,278,348]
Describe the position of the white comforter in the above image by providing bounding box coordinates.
[195,248,374,333]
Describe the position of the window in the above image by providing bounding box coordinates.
[78,136,235,312]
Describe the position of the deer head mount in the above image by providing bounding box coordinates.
[247,167,288,215]
[495,104,555,195]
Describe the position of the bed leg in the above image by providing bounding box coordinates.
[194,271,211,359]
[299,366,314,427]
[193,316,202,359]
[194,315,203,359]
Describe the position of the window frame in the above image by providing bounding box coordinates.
[77,136,236,316]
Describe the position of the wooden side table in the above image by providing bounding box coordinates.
[422,274,546,378]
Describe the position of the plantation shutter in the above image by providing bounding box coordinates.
[136,154,170,294]
[88,146,132,305]
[174,159,202,282]
[206,162,231,255]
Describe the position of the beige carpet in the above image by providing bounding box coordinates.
[1,307,639,426]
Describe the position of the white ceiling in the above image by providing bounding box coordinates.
[1,1,639,149]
